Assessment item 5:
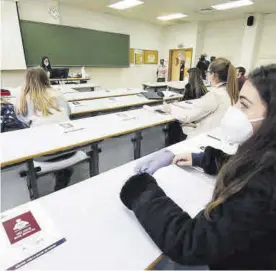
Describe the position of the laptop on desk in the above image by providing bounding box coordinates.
[50,68,69,79]
[141,91,164,100]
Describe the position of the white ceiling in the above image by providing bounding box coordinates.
[57,0,276,25]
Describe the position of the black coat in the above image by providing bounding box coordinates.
[195,146,230,176]
[120,171,276,269]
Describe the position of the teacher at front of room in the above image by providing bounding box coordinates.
[41,56,52,76]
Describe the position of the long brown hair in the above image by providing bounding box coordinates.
[187,68,208,99]
[205,64,276,219]
[209,57,239,105]
[18,67,60,116]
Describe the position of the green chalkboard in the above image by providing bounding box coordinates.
[20,20,130,67]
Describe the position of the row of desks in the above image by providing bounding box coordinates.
[52,82,100,92]
[69,92,182,116]
[0,134,217,270]
[0,107,176,168]
[62,88,142,101]
[3,90,182,117]
[1,106,177,199]
[1,81,217,269]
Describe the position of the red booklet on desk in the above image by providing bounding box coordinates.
[0,203,66,270]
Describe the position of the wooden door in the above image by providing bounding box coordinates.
[184,49,193,77]
[168,48,193,81]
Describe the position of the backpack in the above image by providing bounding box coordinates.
[1,102,29,132]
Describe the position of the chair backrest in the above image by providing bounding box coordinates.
[34,150,77,162]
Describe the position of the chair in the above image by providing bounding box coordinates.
[20,149,91,199]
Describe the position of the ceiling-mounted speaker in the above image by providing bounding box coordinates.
[247,16,254,26]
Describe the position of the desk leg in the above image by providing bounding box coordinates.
[26,159,39,200]
[163,124,169,147]
[88,142,101,176]
[131,131,143,160]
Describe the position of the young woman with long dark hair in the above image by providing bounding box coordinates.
[183,67,208,100]
[120,64,276,269]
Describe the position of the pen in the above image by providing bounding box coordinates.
[207,134,221,141]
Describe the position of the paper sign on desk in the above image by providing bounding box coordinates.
[0,203,66,270]
[108,97,119,102]
[116,113,136,121]
[58,122,84,133]
[71,101,83,107]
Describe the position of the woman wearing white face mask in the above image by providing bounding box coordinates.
[41,56,52,75]
[173,77,266,175]
[120,65,276,269]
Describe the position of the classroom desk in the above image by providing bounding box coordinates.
[49,77,90,83]
[52,82,100,92]
[64,88,143,102]
[143,80,211,94]
[167,80,186,94]
[0,107,176,198]
[69,92,182,116]
[0,134,216,270]
[143,81,169,90]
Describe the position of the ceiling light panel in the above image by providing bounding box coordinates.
[157,13,188,21]
[212,0,253,10]
[108,0,144,10]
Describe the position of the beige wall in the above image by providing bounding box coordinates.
[202,18,245,66]
[256,14,276,66]
[2,0,276,89]
[1,0,163,89]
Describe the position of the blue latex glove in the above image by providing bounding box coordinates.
[135,149,175,175]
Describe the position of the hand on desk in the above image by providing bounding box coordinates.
[135,149,174,175]
[173,153,192,166]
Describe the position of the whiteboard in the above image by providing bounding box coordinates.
[1,1,26,70]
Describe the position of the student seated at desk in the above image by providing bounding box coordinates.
[16,67,70,127]
[183,68,208,100]
[120,65,276,269]
[165,58,239,142]
[16,67,72,191]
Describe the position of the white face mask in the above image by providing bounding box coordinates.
[44,61,49,66]
[220,106,264,145]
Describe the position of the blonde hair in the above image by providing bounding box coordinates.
[209,58,239,105]
[18,67,60,116]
